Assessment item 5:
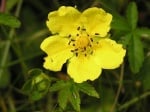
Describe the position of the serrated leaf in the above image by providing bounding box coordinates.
[126,2,138,30]
[77,82,99,98]
[58,87,70,109]
[0,12,21,28]
[139,56,150,91]
[50,80,70,92]
[128,34,144,73]
[69,85,80,112]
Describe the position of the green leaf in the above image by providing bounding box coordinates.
[128,34,144,73]
[126,2,138,30]
[111,15,130,31]
[69,85,80,112]
[135,28,150,39]
[58,87,70,109]
[0,12,21,28]
[120,33,132,48]
[139,56,150,91]
[50,80,71,92]
[77,82,99,98]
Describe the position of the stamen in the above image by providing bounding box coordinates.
[71,39,75,41]
[71,50,74,52]
[95,33,99,35]
[89,44,92,47]
[75,53,78,56]
[74,48,78,51]
[85,54,87,56]
[76,34,79,36]
[68,41,71,45]
[90,38,93,42]
[81,28,86,31]
[84,47,86,51]
[77,26,80,30]
[68,34,71,37]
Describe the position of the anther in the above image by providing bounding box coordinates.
[68,34,71,37]
[77,26,80,30]
[84,47,86,51]
[71,50,74,52]
[71,39,75,41]
[75,53,78,56]
[74,48,78,51]
[82,28,86,31]
[95,33,99,35]
[90,38,93,42]
[84,54,87,56]
[76,34,79,36]
[89,44,92,47]
[73,43,75,46]
[68,41,71,45]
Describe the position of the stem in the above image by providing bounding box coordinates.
[0,0,23,79]
[0,95,7,112]
[7,95,16,112]
[0,0,6,12]
[110,63,124,112]
[118,91,150,111]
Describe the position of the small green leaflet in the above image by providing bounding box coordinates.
[126,2,138,30]
[0,12,21,28]
[77,82,99,98]
[128,33,144,73]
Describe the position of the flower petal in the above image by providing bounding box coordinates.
[95,39,126,69]
[67,56,102,83]
[46,6,81,36]
[82,7,112,37]
[40,36,73,71]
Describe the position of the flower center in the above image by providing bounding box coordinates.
[75,34,90,49]
[68,27,95,57]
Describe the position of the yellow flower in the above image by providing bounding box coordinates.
[40,6,126,83]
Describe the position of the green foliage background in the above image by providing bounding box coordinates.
[0,0,150,112]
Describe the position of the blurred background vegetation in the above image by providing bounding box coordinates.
[0,0,150,112]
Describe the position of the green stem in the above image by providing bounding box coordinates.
[110,63,124,112]
[0,0,23,79]
[118,91,150,111]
